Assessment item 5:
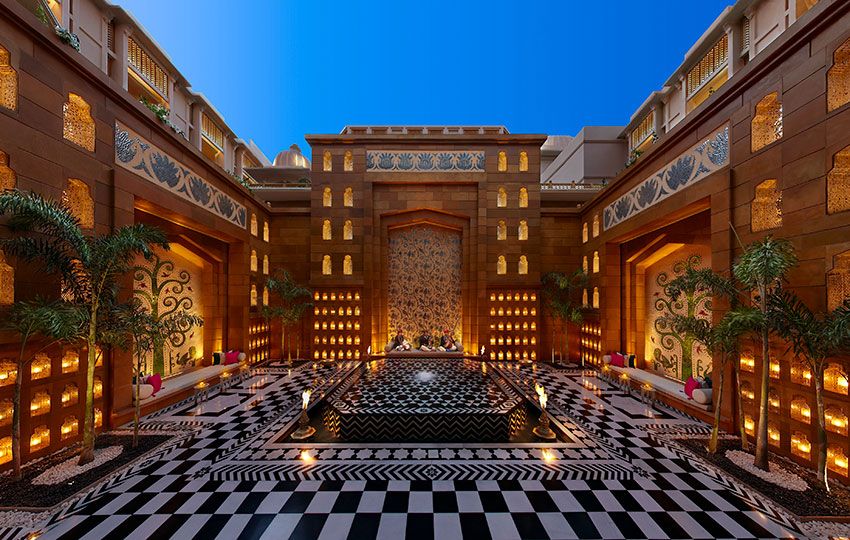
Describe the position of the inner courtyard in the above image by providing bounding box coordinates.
[0,0,850,538]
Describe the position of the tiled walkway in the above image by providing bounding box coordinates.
[8,361,848,539]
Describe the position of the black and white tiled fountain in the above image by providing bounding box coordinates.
[323,358,527,442]
[3,359,848,539]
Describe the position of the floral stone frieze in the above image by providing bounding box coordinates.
[366,151,486,172]
[114,122,247,228]
[603,124,729,231]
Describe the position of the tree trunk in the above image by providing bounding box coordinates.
[733,362,748,451]
[564,324,570,366]
[133,360,141,448]
[79,311,98,466]
[753,285,770,470]
[708,357,725,454]
[814,365,829,490]
[12,360,22,480]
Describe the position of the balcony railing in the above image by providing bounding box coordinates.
[128,37,168,98]
[541,182,606,191]
[686,34,729,98]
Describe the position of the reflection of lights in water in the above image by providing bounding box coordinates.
[300,450,315,463]
[541,449,555,463]
[415,371,436,383]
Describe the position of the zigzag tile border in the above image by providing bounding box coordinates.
[209,460,634,482]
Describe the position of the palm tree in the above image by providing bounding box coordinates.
[732,235,797,471]
[769,291,850,490]
[0,190,167,465]
[541,270,589,365]
[262,269,312,362]
[2,299,81,478]
[116,301,202,447]
[662,266,752,453]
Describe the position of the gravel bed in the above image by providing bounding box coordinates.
[32,445,123,485]
[725,449,808,491]
[678,437,850,518]
[0,433,171,509]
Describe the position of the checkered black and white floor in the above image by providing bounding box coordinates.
[5,360,849,539]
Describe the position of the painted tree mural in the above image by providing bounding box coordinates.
[133,253,197,375]
[651,253,712,381]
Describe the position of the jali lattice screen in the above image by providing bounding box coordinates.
[387,225,462,343]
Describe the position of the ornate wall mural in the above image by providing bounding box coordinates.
[367,151,485,172]
[114,121,247,228]
[133,247,204,376]
[646,248,713,382]
[387,225,462,342]
[604,124,729,231]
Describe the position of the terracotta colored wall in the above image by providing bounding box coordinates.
[574,1,850,482]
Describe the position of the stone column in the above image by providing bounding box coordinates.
[726,24,743,78]
[190,102,204,149]
[234,145,245,180]
[110,23,130,90]
[652,103,664,139]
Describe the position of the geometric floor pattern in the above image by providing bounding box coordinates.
[6,360,849,539]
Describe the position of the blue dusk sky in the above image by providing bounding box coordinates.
[120,0,732,161]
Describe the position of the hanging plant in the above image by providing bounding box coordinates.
[54,26,80,52]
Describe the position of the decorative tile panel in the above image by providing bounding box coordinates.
[603,124,729,231]
[366,151,485,172]
[114,122,247,228]
[387,225,462,342]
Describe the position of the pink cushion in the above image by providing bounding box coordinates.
[610,353,625,368]
[684,376,701,399]
[147,374,162,395]
[224,351,241,365]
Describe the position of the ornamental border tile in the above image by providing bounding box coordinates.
[366,150,485,172]
[604,124,729,231]
[114,121,247,228]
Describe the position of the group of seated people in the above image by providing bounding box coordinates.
[385,327,462,353]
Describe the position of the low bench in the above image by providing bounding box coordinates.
[122,363,246,422]
[383,351,468,359]
[601,357,713,420]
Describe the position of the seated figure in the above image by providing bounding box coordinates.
[438,328,459,352]
[385,328,412,352]
[419,329,435,352]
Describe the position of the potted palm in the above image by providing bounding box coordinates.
[541,269,588,365]
[2,299,81,478]
[0,190,167,465]
[769,291,850,490]
[732,235,797,471]
[262,269,312,362]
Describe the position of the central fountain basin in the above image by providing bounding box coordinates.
[322,358,527,442]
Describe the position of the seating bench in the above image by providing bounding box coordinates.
[603,361,712,413]
[119,363,245,423]
[381,351,470,359]
[138,363,242,403]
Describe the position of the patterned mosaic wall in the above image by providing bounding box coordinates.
[114,122,247,228]
[604,124,729,231]
[646,247,713,382]
[387,225,462,342]
[133,247,204,377]
[367,151,485,172]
